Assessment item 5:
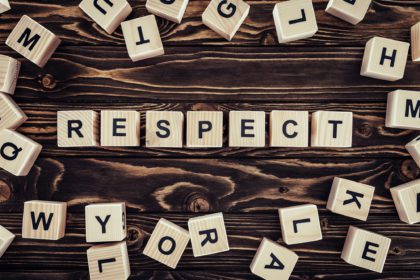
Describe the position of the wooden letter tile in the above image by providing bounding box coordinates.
[250,237,299,280]
[385,90,420,130]
[406,135,420,168]
[121,15,164,62]
[360,37,410,81]
[6,15,61,67]
[270,110,309,147]
[0,54,20,95]
[188,212,229,257]
[85,203,126,243]
[146,0,189,23]
[87,241,130,280]
[278,204,322,245]
[412,22,420,62]
[311,111,353,147]
[143,218,190,269]
[57,110,99,147]
[79,0,132,34]
[101,110,140,147]
[22,200,67,240]
[202,0,250,41]
[273,0,318,43]
[325,0,371,25]
[186,111,223,148]
[0,0,11,14]
[327,177,375,221]
[0,225,15,258]
[390,179,420,224]
[0,93,27,130]
[341,226,391,273]
[229,111,265,147]
[146,111,184,148]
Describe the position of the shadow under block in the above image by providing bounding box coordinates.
[412,22,420,62]
[146,111,184,148]
[186,111,223,148]
[229,111,265,147]
[406,136,420,168]
[278,204,322,245]
[87,241,130,280]
[0,93,27,130]
[0,55,20,95]
[0,225,15,258]
[311,111,353,147]
[22,200,67,240]
[270,110,309,147]
[390,179,420,224]
[85,203,126,243]
[146,0,189,24]
[100,111,140,146]
[0,0,10,14]
[385,90,420,130]
[250,238,299,280]
[79,0,132,34]
[57,110,99,147]
[6,15,60,68]
[327,177,375,221]
[341,226,391,273]
[360,37,410,81]
[143,218,190,269]
[273,0,318,44]
[325,0,371,25]
[121,15,164,62]
[188,212,229,257]
[202,0,250,41]
[0,129,42,176]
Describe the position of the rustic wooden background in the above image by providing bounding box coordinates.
[0,0,419,279]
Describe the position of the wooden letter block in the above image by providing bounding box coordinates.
[250,238,299,280]
[273,0,318,43]
[146,0,189,23]
[406,136,420,168]
[341,226,391,273]
[278,204,322,245]
[101,110,140,147]
[85,203,126,243]
[0,129,42,176]
[146,111,184,148]
[87,241,130,280]
[186,111,223,148]
[6,15,61,67]
[0,0,10,14]
[22,200,67,240]
[57,110,99,147]
[202,0,250,41]
[412,22,420,62]
[121,15,164,62]
[0,55,20,95]
[79,0,132,34]
[311,111,353,147]
[327,177,375,221]
[229,111,265,147]
[385,90,420,130]
[360,37,410,81]
[188,212,229,257]
[0,225,15,258]
[0,93,27,130]
[270,110,308,147]
[143,218,190,269]
[390,179,420,224]
[325,0,371,25]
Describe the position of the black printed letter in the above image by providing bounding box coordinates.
[282,120,298,138]
[217,0,236,18]
[112,118,126,137]
[95,215,111,234]
[17,28,40,51]
[94,0,113,15]
[158,236,176,255]
[264,253,285,270]
[328,120,343,139]
[68,120,83,138]
[198,121,213,139]
[31,212,54,231]
[405,99,420,118]
[362,241,379,262]
[241,119,255,138]
[156,120,170,138]
[343,190,364,209]
[199,228,218,246]
[379,48,397,67]
[289,9,306,25]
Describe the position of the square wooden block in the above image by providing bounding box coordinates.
[121,15,165,62]
[273,0,318,43]
[327,177,375,221]
[22,200,67,240]
[143,218,190,269]
[361,37,410,81]
[270,110,309,147]
[79,0,132,34]
[406,135,420,168]
[186,111,223,148]
[412,22,420,62]
[278,204,322,245]
[6,15,61,67]
[188,212,229,257]
[85,202,127,243]
[341,226,391,273]
[385,90,420,130]
[87,241,130,280]
[57,110,99,147]
[325,0,371,25]
[311,111,353,147]
[390,179,420,224]
[229,111,265,147]
[0,54,20,95]
[101,111,140,147]
[146,0,189,23]
[202,0,250,41]
[0,225,15,258]
[0,0,11,14]
[146,111,184,148]
[250,237,299,280]
[0,93,27,130]
[0,129,42,176]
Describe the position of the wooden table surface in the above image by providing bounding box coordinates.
[0,0,419,279]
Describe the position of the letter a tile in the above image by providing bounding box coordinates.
[386,90,420,130]
[390,179,420,224]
